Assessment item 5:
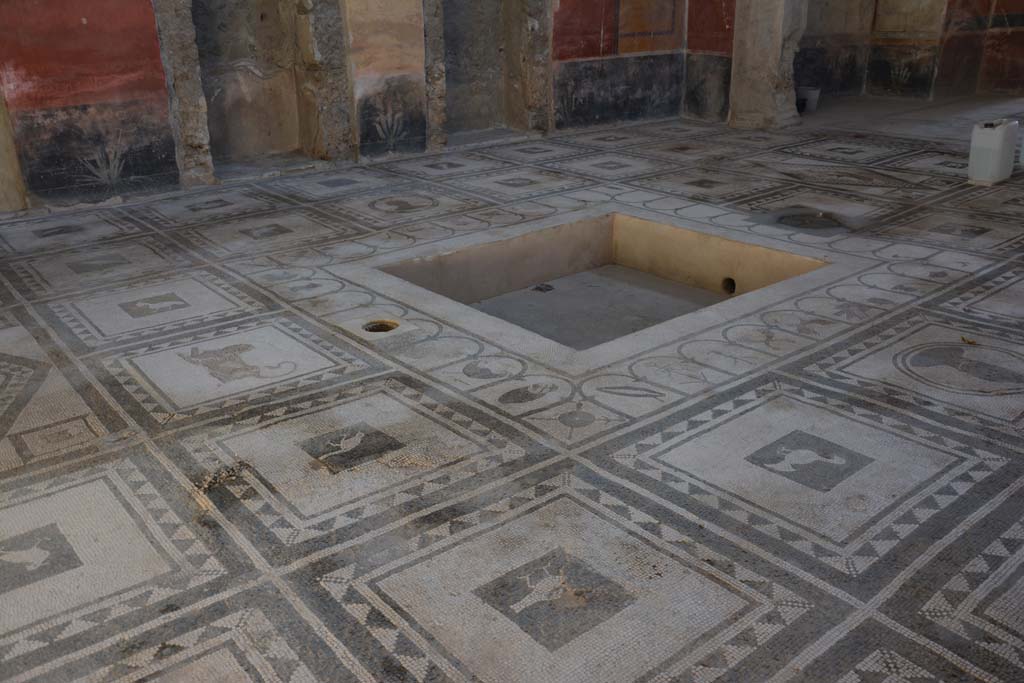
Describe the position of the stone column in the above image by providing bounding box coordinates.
[295,0,358,160]
[729,0,808,129]
[519,0,555,134]
[0,92,28,212]
[150,0,217,187]
[422,0,448,150]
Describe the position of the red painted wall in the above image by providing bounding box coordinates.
[553,0,620,60]
[936,0,1024,94]
[0,0,177,196]
[0,0,170,112]
[552,0,692,61]
[687,0,736,55]
[980,0,1024,92]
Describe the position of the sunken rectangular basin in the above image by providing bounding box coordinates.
[382,213,827,350]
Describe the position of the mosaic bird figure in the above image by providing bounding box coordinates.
[0,542,50,572]
[328,431,366,454]
[509,569,569,615]
[764,447,846,474]
[129,299,183,315]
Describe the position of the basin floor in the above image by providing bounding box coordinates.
[1,97,1023,683]
[474,264,728,349]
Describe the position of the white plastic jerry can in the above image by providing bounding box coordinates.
[968,118,1019,186]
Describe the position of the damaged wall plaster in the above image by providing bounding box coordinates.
[0,91,28,212]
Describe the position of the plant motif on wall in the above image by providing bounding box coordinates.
[556,82,585,126]
[827,52,861,90]
[374,104,408,153]
[358,76,425,155]
[76,130,128,190]
[890,61,913,92]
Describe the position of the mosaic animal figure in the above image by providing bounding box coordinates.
[128,298,185,316]
[327,431,366,455]
[764,446,847,474]
[509,566,570,615]
[908,345,1024,387]
[0,542,50,572]
[178,344,298,384]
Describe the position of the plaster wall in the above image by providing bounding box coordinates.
[348,0,428,155]
[552,0,695,127]
[799,0,1024,98]
[443,0,507,133]
[192,0,303,161]
[976,1,1024,94]
[686,0,737,120]
[796,0,873,94]
[0,0,178,198]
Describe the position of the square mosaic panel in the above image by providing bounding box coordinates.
[0,235,200,301]
[883,487,1024,682]
[629,168,785,202]
[375,495,750,682]
[169,207,365,259]
[480,140,590,163]
[0,446,250,678]
[35,268,279,354]
[124,187,291,230]
[322,186,491,228]
[556,129,667,150]
[793,620,992,682]
[586,377,1010,589]
[377,152,513,179]
[261,166,397,202]
[735,185,907,226]
[950,185,1024,220]
[794,312,1024,432]
[924,261,1024,332]
[448,167,592,201]
[297,466,836,683]
[0,311,129,479]
[628,139,730,165]
[881,149,971,178]
[160,375,554,564]
[17,586,359,683]
[0,211,147,256]
[707,130,821,150]
[777,137,919,164]
[872,209,1024,254]
[734,158,963,202]
[540,153,677,180]
[84,314,384,433]
[627,121,728,141]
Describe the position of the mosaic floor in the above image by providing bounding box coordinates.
[1,104,1024,682]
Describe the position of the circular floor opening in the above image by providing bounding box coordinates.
[362,320,400,333]
[722,277,737,295]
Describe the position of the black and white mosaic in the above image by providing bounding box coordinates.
[0,114,1022,682]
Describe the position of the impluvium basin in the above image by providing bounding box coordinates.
[382,213,827,350]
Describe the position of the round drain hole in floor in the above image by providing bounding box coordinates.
[722,277,737,295]
[362,320,399,333]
